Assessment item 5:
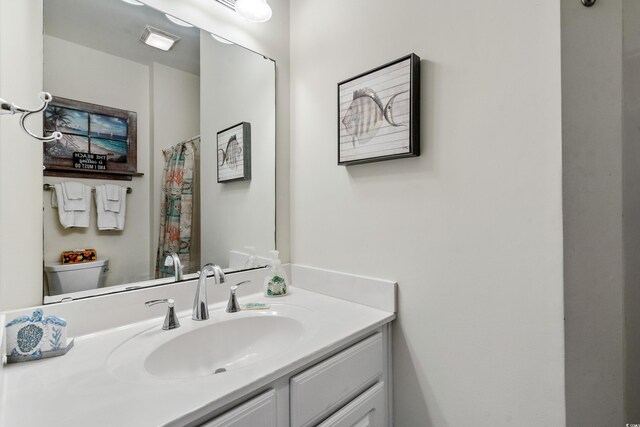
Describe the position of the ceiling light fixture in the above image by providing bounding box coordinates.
[211,33,234,45]
[164,14,194,28]
[121,0,144,5]
[234,0,272,23]
[140,26,180,51]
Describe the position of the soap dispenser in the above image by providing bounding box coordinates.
[264,250,289,297]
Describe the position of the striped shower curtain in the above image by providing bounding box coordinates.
[155,139,197,278]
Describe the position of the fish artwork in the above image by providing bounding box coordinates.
[342,88,408,147]
[218,134,243,170]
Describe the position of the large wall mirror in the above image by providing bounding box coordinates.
[42,0,276,304]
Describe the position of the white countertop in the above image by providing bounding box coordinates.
[0,288,394,427]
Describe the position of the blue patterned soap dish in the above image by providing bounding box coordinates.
[4,309,74,364]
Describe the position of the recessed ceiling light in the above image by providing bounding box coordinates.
[121,0,144,5]
[211,34,234,45]
[140,26,180,51]
[164,14,193,28]
[235,0,272,23]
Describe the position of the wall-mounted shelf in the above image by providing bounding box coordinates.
[44,167,144,182]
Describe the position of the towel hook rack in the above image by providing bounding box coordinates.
[0,92,62,142]
[581,0,596,7]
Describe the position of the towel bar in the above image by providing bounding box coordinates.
[43,183,132,194]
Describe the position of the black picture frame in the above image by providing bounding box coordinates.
[43,96,140,181]
[337,53,420,166]
[217,122,251,183]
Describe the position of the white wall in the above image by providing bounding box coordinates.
[0,3,579,425]
[289,1,565,426]
[0,0,44,310]
[561,1,626,425]
[43,36,152,287]
[150,62,200,274]
[200,32,276,266]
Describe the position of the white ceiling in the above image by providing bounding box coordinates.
[44,0,201,75]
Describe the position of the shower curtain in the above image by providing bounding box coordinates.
[155,139,197,278]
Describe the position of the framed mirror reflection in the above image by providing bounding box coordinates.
[42,0,276,304]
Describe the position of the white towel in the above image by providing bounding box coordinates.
[102,184,121,213]
[106,185,120,201]
[95,185,126,231]
[61,182,87,211]
[53,183,91,228]
[63,182,83,199]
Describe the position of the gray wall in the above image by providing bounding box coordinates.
[561,0,625,425]
[623,0,640,419]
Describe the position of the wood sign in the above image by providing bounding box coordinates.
[73,152,107,171]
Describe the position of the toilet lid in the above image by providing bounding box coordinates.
[44,258,109,272]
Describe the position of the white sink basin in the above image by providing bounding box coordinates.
[146,315,304,379]
[107,304,318,382]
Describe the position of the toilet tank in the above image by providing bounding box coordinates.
[44,258,109,296]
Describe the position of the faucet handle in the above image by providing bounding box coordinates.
[164,255,174,267]
[227,280,251,313]
[145,298,175,307]
[145,298,180,330]
[230,280,251,292]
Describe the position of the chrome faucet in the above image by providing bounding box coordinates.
[164,253,184,281]
[193,263,225,321]
[145,298,180,330]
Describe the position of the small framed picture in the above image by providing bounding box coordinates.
[338,53,420,165]
[217,122,251,183]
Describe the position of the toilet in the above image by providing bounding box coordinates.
[44,258,109,295]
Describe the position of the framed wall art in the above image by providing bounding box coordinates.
[337,53,420,166]
[43,97,139,180]
[217,122,251,183]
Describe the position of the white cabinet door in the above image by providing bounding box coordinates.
[290,333,383,427]
[200,389,277,427]
[317,382,386,427]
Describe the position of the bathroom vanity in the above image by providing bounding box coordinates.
[201,328,389,427]
[0,265,396,427]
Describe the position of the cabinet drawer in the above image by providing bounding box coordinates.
[290,333,383,427]
[317,382,386,427]
[200,389,276,427]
